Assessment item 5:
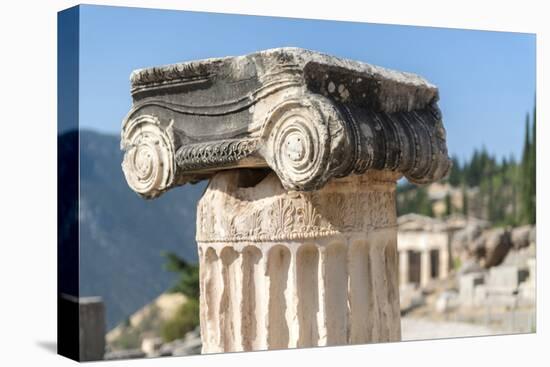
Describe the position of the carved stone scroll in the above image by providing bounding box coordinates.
[121,48,451,199]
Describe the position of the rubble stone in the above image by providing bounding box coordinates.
[459,272,485,307]
[511,225,533,250]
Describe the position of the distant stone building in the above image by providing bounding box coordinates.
[397,214,454,287]
[397,214,494,288]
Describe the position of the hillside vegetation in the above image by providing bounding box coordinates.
[398,106,536,226]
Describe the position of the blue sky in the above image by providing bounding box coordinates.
[78,5,535,162]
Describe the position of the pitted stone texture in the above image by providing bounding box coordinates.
[197,169,399,243]
[121,48,451,199]
[197,170,401,353]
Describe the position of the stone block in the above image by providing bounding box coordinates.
[78,297,106,361]
[435,290,459,313]
[459,272,485,306]
[473,284,487,307]
[511,225,533,250]
[487,265,528,292]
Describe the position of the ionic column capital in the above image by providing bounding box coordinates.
[120,48,451,199]
[120,48,451,354]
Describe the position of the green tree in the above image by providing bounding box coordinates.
[445,193,452,216]
[448,155,462,186]
[529,104,536,223]
[396,101,536,226]
[520,112,536,224]
[160,252,200,342]
[162,252,200,299]
[397,184,433,217]
[461,182,468,216]
[161,298,200,342]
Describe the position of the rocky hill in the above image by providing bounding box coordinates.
[59,129,206,329]
[106,293,187,351]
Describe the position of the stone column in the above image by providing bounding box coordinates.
[399,250,410,285]
[420,249,432,287]
[439,247,450,279]
[119,48,451,354]
[197,169,401,352]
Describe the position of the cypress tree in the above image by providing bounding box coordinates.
[529,105,536,223]
[521,113,532,224]
[509,154,517,225]
[445,192,452,216]
[394,103,536,225]
[487,167,494,222]
[461,182,468,216]
[448,155,462,186]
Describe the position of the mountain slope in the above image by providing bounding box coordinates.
[60,129,206,329]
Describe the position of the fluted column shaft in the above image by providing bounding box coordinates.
[196,170,402,353]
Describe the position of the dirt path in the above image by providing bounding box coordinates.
[401,317,507,341]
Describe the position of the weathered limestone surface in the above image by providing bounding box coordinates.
[120,48,451,354]
[459,272,486,307]
[197,169,401,352]
[120,47,450,199]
